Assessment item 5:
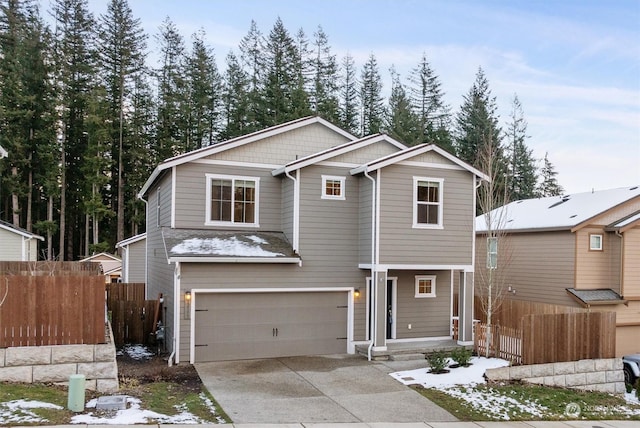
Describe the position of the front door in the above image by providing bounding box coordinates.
[366,277,397,341]
[386,279,394,339]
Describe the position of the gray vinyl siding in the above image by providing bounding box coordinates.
[209,122,351,164]
[359,175,374,264]
[475,231,577,306]
[378,164,475,265]
[0,229,23,260]
[281,176,294,244]
[173,163,282,230]
[126,239,146,283]
[393,270,452,338]
[146,174,176,351]
[325,141,401,164]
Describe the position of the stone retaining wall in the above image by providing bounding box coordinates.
[0,324,118,393]
[485,358,625,395]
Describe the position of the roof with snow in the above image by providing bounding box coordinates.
[162,229,300,263]
[476,186,640,232]
[566,288,627,307]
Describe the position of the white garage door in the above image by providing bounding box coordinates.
[193,291,348,362]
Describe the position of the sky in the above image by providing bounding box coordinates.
[40,0,640,194]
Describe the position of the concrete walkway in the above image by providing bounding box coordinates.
[195,354,456,424]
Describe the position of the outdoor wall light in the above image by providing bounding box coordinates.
[185,291,191,302]
[354,288,361,298]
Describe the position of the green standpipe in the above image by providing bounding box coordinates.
[67,374,86,412]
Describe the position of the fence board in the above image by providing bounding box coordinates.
[105,283,158,346]
[0,275,105,347]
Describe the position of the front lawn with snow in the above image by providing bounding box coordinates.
[391,356,640,421]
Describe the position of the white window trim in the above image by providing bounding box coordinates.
[412,177,444,229]
[205,173,260,227]
[589,233,603,251]
[321,175,346,200]
[415,275,436,298]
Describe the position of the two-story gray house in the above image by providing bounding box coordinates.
[138,117,488,364]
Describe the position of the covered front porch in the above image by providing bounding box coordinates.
[357,267,475,360]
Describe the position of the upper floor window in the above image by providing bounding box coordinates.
[205,174,259,226]
[415,275,436,298]
[322,175,346,200]
[413,177,443,228]
[589,234,603,251]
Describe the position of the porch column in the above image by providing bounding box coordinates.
[373,270,387,350]
[458,271,474,344]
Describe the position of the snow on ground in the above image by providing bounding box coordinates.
[391,356,640,420]
[71,396,225,425]
[116,343,155,360]
[0,400,63,425]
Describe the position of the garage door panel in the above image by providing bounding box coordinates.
[194,291,348,362]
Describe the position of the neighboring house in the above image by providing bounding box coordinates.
[116,233,147,283]
[80,252,122,283]
[139,116,488,364]
[0,220,44,261]
[476,186,640,357]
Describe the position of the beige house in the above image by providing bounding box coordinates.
[138,117,489,364]
[476,186,640,357]
[0,220,44,261]
[79,252,122,283]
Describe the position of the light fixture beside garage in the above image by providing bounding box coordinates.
[185,290,192,302]
[354,288,360,298]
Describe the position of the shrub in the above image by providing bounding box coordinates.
[450,347,473,367]
[426,350,449,374]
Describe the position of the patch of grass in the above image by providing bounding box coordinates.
[0,382,91,425]
[137,382,230,423]
[414,381,640,421]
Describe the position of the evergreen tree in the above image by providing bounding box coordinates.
[185,29,222,149]
[221,51,250,139]
[385,67,420,145]
[407,53,453,151]
[52,0,96,259]
[154,17,186,160]
[454,67,502,168]
[238,20,264,132]
[291,27,312,119]
[537,152,564,197]
[262,17,300,126]
[311,26,339,122]
[505,94,538,200]
[359,53,384,135]
[338,52,359,135]
[98,0,146,245]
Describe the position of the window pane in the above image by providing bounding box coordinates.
[417,181,439,202]
[419,279,432,294]
[233,180,256,223]
[210,179,232,221]
[426,205,439,224]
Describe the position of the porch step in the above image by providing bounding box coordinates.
[388,353,426,361]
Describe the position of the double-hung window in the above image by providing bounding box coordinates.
[413,177,443,228]
[205,174,259,226]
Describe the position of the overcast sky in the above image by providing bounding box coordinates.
[41,0,640,194]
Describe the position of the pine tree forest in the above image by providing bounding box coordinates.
[0,0,564,260]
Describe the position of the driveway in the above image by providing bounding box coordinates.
[195,354,457,424]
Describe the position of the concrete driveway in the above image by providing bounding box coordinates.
[195,354,457,424]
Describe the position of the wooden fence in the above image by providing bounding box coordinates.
[106,283,159,346]
[0,261,102,276]
[521,311,616,364]
[0,275,105,347]
[474,311,616,364]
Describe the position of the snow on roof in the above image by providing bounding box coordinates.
[163,229,299,262]
[476,186,640,232]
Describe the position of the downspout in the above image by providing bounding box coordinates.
[285,169,300,260]
[616,230,624,297]
[364,169,376,361]
[168,261,180,366]
[138,195,149,294]
[466,177,482,343]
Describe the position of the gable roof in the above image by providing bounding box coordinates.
[349,142,490,181]
[476,186,640,233]
[0,220,44,241]
[272,134,406,176]
[79,252,121,262]
[116,233,147,248]
[606,210,640,233]
[139,116,357,197]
